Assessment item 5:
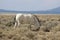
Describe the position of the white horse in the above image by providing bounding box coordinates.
[14,13,32,28]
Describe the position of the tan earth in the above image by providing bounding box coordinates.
[0,13,60,40]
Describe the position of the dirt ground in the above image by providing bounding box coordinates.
[0,14,60,40]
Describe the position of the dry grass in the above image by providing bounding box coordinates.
[0,14,60,40]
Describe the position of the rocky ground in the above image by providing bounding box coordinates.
[0,14,60,40]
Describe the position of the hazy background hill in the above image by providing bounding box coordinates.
[0,7,60,14]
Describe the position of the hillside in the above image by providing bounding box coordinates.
[0,7,60,14]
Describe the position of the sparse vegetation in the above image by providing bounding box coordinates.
[0,14,60,40]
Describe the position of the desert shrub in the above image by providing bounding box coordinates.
[51,19,55,21]
[45,32,56,40]
[58,19,60,21]
[40,21,58,32]
[51,24,60,32]
[25,30,37,40]
[6,21,15,27]
[26,32,35,39]
[39,20,46,26]
[0,25,6,29]
[0,15,15,28]
[0,19,8,25]
[46,21,58,27]
[54,32,60,40]
[0,21,1,24]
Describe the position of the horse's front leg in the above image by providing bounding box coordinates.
[14,21,18,28]
[17,20,21,27]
